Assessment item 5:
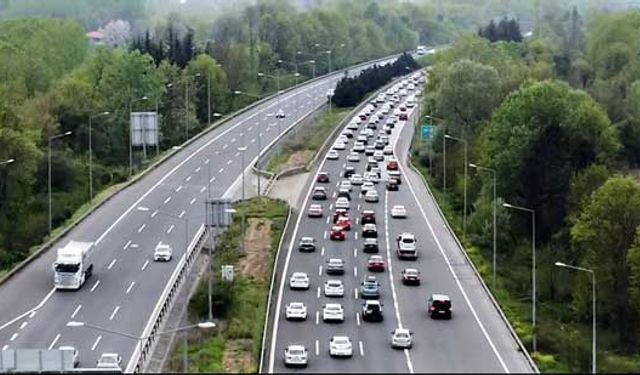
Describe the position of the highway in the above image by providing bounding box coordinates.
[268,76,536,373]
[0,56,398,370]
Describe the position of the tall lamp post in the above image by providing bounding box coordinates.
[89,111,110,204]
[503,202,537,352]
[129,96,149,177]
[444,134,468,236]
[469,163,497,289]
[48,131,73,235]
[237,146,247,255]
[67,320,215,373]
[555,262,596,374]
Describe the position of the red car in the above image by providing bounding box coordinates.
[332,208,348,223]
[387,160,398,171]
[367,255,385,272]
[399,113,408,121]
[330,225,346,241]
[317,172,330,183]
[336,216,352,231]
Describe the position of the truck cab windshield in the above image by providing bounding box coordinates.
[54,263,80,273]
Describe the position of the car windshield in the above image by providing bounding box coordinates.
[54,263,80,273]
[288,348,305,355]
[290,303,304,309]
[395,332,410,338]
[327,281,341,287]
[333,338,349,345]
[99,356,117,365]
[402,238,414,243]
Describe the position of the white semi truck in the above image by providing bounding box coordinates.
[53,241,94,290]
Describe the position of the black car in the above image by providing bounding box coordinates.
[361,210,376,225]
[326,258,345,275]
[386,179,399,191]
[312,187,327,200]
[428,294,452,320]
[362,224,378,238]
[317,172,330,183]
[361,300,384,322]
[362,238,379,253]
[343,167,356,178]
[374,140,385,150]
[298,237,316,252]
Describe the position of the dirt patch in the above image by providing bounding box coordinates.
[222,339,254,373]
[281,150,314,171]
[238,218,272,281]
[631,168,640,180]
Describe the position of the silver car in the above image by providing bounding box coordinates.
[391,328,413,349]
[284,345,308,367]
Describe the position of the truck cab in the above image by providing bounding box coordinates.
[53,241,94,290]
[396,233,418,260]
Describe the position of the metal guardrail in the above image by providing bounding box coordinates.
[405,106,539,373]
[125,224,207,373]
[258,206,292,373]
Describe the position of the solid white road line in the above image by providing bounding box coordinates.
[315,340,319,356]
[107,258,117,270]
[19,321,27,330]
[9,333,18,341]
[90,280,100,292]
[47,334,60,350]
[91,335,102,351]
[141,260,149,271]
[123,240,132,250]
[151,210,158,218]
[359,341,364,357]
[190,198,197,205]
[167,225,175,234]
[109,306,120,321]
[138,224,146,233]
[71,305,82,319]
[164,196,172,204]
[126,282,135,295]
[175,185,183,193]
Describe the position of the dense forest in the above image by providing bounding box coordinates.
[416,5,640,372]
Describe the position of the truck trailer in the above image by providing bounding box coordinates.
[53,241,94,290]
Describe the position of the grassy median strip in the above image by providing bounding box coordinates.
[266,107,352,174]
[165,197,289,373]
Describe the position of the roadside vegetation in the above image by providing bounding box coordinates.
[165,197,288,372]
[413,7,640,373]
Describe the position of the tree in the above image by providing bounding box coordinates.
[571,176,640,347]
[98,19,131,48]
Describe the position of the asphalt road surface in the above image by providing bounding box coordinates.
[269,77,535,373]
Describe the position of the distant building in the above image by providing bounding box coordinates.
[86,31,104,46]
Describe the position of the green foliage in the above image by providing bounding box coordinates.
[478,17,523,43]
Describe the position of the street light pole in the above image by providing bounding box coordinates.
[89,111,110,204]
[129,96,149,177]
[470,163,497,289]
[504,202,536,352]
[48,131,73,235]
[238,146,247,254]
[444,134,468,236]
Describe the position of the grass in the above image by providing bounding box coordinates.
[265,106,352,174]
[166,197,289,373]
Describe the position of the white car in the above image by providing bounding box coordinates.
[275,109,286,118]
[285,302,308,320]
[324,279,345,297]
[363,172,379,184]
[283,345,308,367]
[59,346,79,367]
[347,152,360,162]
[383,145,393,155]
[391,205,407,218]
[353,142,366,152]
[335,197,350,210]
[322,303,344,322]
[96,353,122,369]
[391,328,413,349]
[397,233,416,252]
[333,141,346,150]
[347,122,359,130]
[289,272,310,290]
[361,181,375,193]
[153,242,173,262]
[327,150,339,160]
[339,180,352,192]
[373,150,384,161]
[364,189,379,203]
[329,336,353,357]
[337,134,349,144]
[349,174,363,185]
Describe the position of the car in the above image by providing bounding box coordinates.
[428,294,452,319]
[322,303,345,322]
[366,158,378,171]
[312,186,327,200]
[383,145,393,155]
[332,208,348,223]
[401,268,422,286]
[399,112,408,121]
[289,272,310,290]
[379,134,390,145]
[367,121,377,130]
[374,150,385,161]
[343,166,356,178]
[324,279,345,297]
[275,109,286,119]
[353,142,366,152]
[383,125,393,134]
[339,180,352,191]
[330,225,346,241]
[362,223,378,238]
[329,336,353,357]
[363,172,380,184]
[374,140,385,150]
[361,300,384,322]
[367,255,385,272]
[391,205,407,218]
[365,145,376,156]
[298,237,316,252]
[361,181,375,193]
[283,345,308,367]
[361,210,376,225]
[307,204,323,217]
[327,150,339,160]
[391,328,414,349]
[342,129,354,138]
[333,141,346,150]
[317,171,329,183]
[59,346,79,368]
[335,216,352,231]
[388,170,402,184]
[335,197,350,210]
[96,353,122,369]
[285,302,308,320]
[349,174,363,186]
[337,134,349,144]
[347,122,359,131]
[387,159,399,171]
[370,167,382,177]
[360,275,381,299]
[326,258,345,275]
[386,178,399,191]
[336,188,351,201]
[364,189,379,203]
[347,152,360,162]
[362,238,379,253]
[153,242,172,262]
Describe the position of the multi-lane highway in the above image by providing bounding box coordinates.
[0,56,399,370]
[268,75,536,373]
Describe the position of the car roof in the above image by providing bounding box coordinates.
[365,300,381,305]
[362,210,375,214]
[364,223,376,228]
[332,336,350,341]
[364,238,377,243]
[325,303,342,308]
[404,268,419,273]
[300,237,314,241]
[288,302,305,307]
[394,328,411,335]
[287,345,306,351]
[431,293,451,301]
[329,258,343,263]
[292,272,307,277]
[326,279,342,284]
